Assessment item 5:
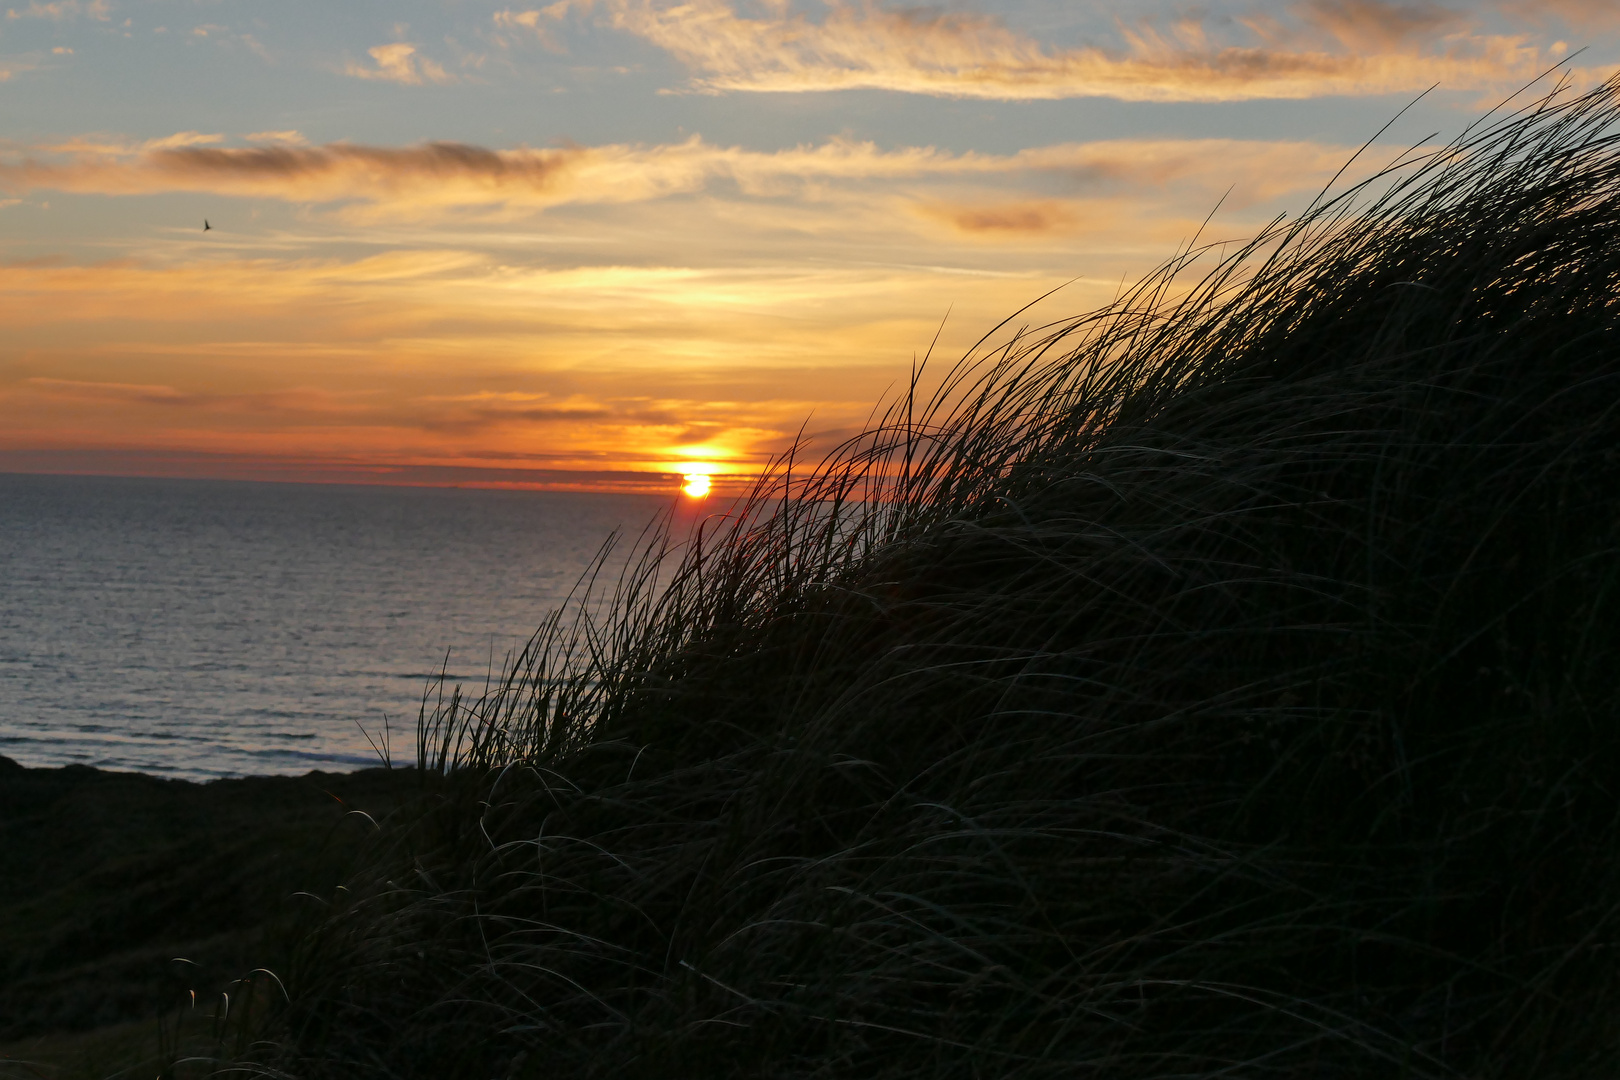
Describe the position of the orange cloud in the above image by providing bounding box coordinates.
[0,124,1386,488]
[22,377,378,416]
[1,139,579,208]
[493,5,572,50]
[344,42,455,85]
[0,251,1041,482]
[495,4,574,30]
[925,200,1079,236]
[0,133,1353,220]
[1293,0,1462,50]
[543,0,1566,102]
[495,9,543,29]
[27,377,202,405]
[1507,0,1620,31]
[243,129,308,145]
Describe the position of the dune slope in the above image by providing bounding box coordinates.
[263,79,1620,1080]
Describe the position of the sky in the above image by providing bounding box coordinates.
[0,0,1616,493]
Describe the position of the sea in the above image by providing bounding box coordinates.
[0,473,671,780]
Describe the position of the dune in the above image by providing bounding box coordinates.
[20,74,1620,1079]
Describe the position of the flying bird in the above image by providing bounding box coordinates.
[203,219,211,231]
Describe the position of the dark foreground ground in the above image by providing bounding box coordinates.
[0,756,419,1079]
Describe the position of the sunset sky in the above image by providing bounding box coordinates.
[1,0,1615,492]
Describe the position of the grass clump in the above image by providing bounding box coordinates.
[0,761,414,1080]
[258,76,1620,1079]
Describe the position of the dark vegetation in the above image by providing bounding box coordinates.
[247,77,1620,1079]
[26,75,1620,1078]
[0,758,414,1079]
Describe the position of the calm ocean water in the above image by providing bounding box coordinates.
[0,474,669,780]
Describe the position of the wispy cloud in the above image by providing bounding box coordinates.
[19,378,619,430]
[521,0,1567,102]
[0,54,43,80]
[5,0,109,20]
[493,4,570,50]
[239,33,272,62]
[1507,0,1620,31]
[1,139,582,209]
[0,132,1352,219]
[21,377,364,415]
[27,378,197,405]
[0,123,1358,480]
[344,42,456,85]
[1248,0,1466,52]
[242,130,308,146]
[922,200,1079,236]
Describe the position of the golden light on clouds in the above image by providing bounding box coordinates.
[0,247,1102,486]
[343,42,456,86]
[0,122,1461,487]
[0,133,1358,221]
[1,0,1609,491]
[926,199,1080,236]
[504,0,1593,103]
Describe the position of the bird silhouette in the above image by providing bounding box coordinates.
[203,219,211,231]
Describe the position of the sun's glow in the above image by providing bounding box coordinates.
[682,472,712,498]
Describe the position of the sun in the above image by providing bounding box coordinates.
[675,459,720,498]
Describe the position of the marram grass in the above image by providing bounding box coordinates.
[244,76,1620,1078]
